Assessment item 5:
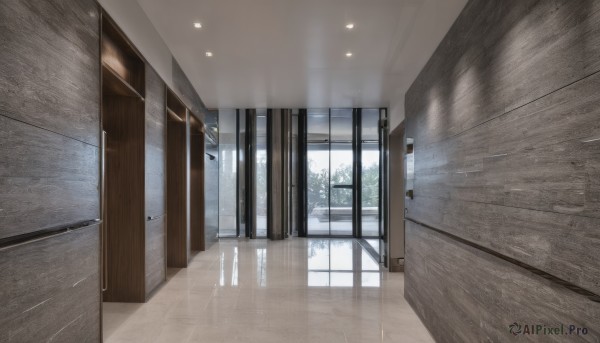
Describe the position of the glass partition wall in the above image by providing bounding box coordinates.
[360,109,382,255]
[255,110,268,238]
[218,109,238,237]
[216,108,384,250]
[304,108,382,241]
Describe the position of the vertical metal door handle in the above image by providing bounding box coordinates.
[101,131,108,292]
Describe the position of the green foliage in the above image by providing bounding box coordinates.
[254,156,379,216]
[307,160,379,212]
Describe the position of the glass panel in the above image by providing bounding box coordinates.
[238,110,246,236]
[307,143,329,235]
[307,109,329,142]
[330,143,353,236]
[255,111,267,237]
[361,109,379,141]
[330,109,353,141]
[218,109,237,237]
[291,113,299,236]
[361,143,379,238]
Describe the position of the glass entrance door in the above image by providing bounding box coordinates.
[304,108,382,240]
[306,109,355,237]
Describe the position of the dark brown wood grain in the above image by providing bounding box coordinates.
[0,225,101,342]
[101,14,145,98]
[0,115,99,240]
[102,94,146,302]
[405,221,600,343]
[0,0,100,146]
[190,115,205,251]
[167,90,189,267]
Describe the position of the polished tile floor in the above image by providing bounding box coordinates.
[103,238,433,343]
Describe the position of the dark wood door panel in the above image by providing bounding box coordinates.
[167,119,188,267]
[406,196,600,296]
[0,115,99,240]
[406,0,600,146]
[190,126,205,251]
[0,0,100,146]
[405,221,600,343]
[0,225,100,342]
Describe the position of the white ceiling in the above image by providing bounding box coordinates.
[137,0,467,110]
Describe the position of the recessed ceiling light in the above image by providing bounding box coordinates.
[345,52,353,57]
[205,51,213,57]
[346,23,355,30]
[194,22,202,29]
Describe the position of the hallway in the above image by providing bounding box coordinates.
[103,239,432,343]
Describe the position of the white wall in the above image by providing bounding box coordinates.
[387,0,468,132]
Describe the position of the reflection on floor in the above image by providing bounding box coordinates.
[103,238,433,343]
[364,239,380,255]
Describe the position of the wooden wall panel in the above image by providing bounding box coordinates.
[190,126,206,251]
[405,222,600,343]
[103,95,146,302]
[0,116,99,240]
[0,0,100,146]
[0,225,101,342]
[167,118,189,267]
[404,0,600,339]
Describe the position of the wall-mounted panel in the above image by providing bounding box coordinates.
[0,225,101,342]
[404,0,600,339]
[406,0,600,147]
[407,70,600,295]
[0,0,100,146]
[405,222,600,342]
[145,66,166,219]
[145,216,165,296]
[144,65,166,297]
[0,112,99,241]
[166,94,189,267]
